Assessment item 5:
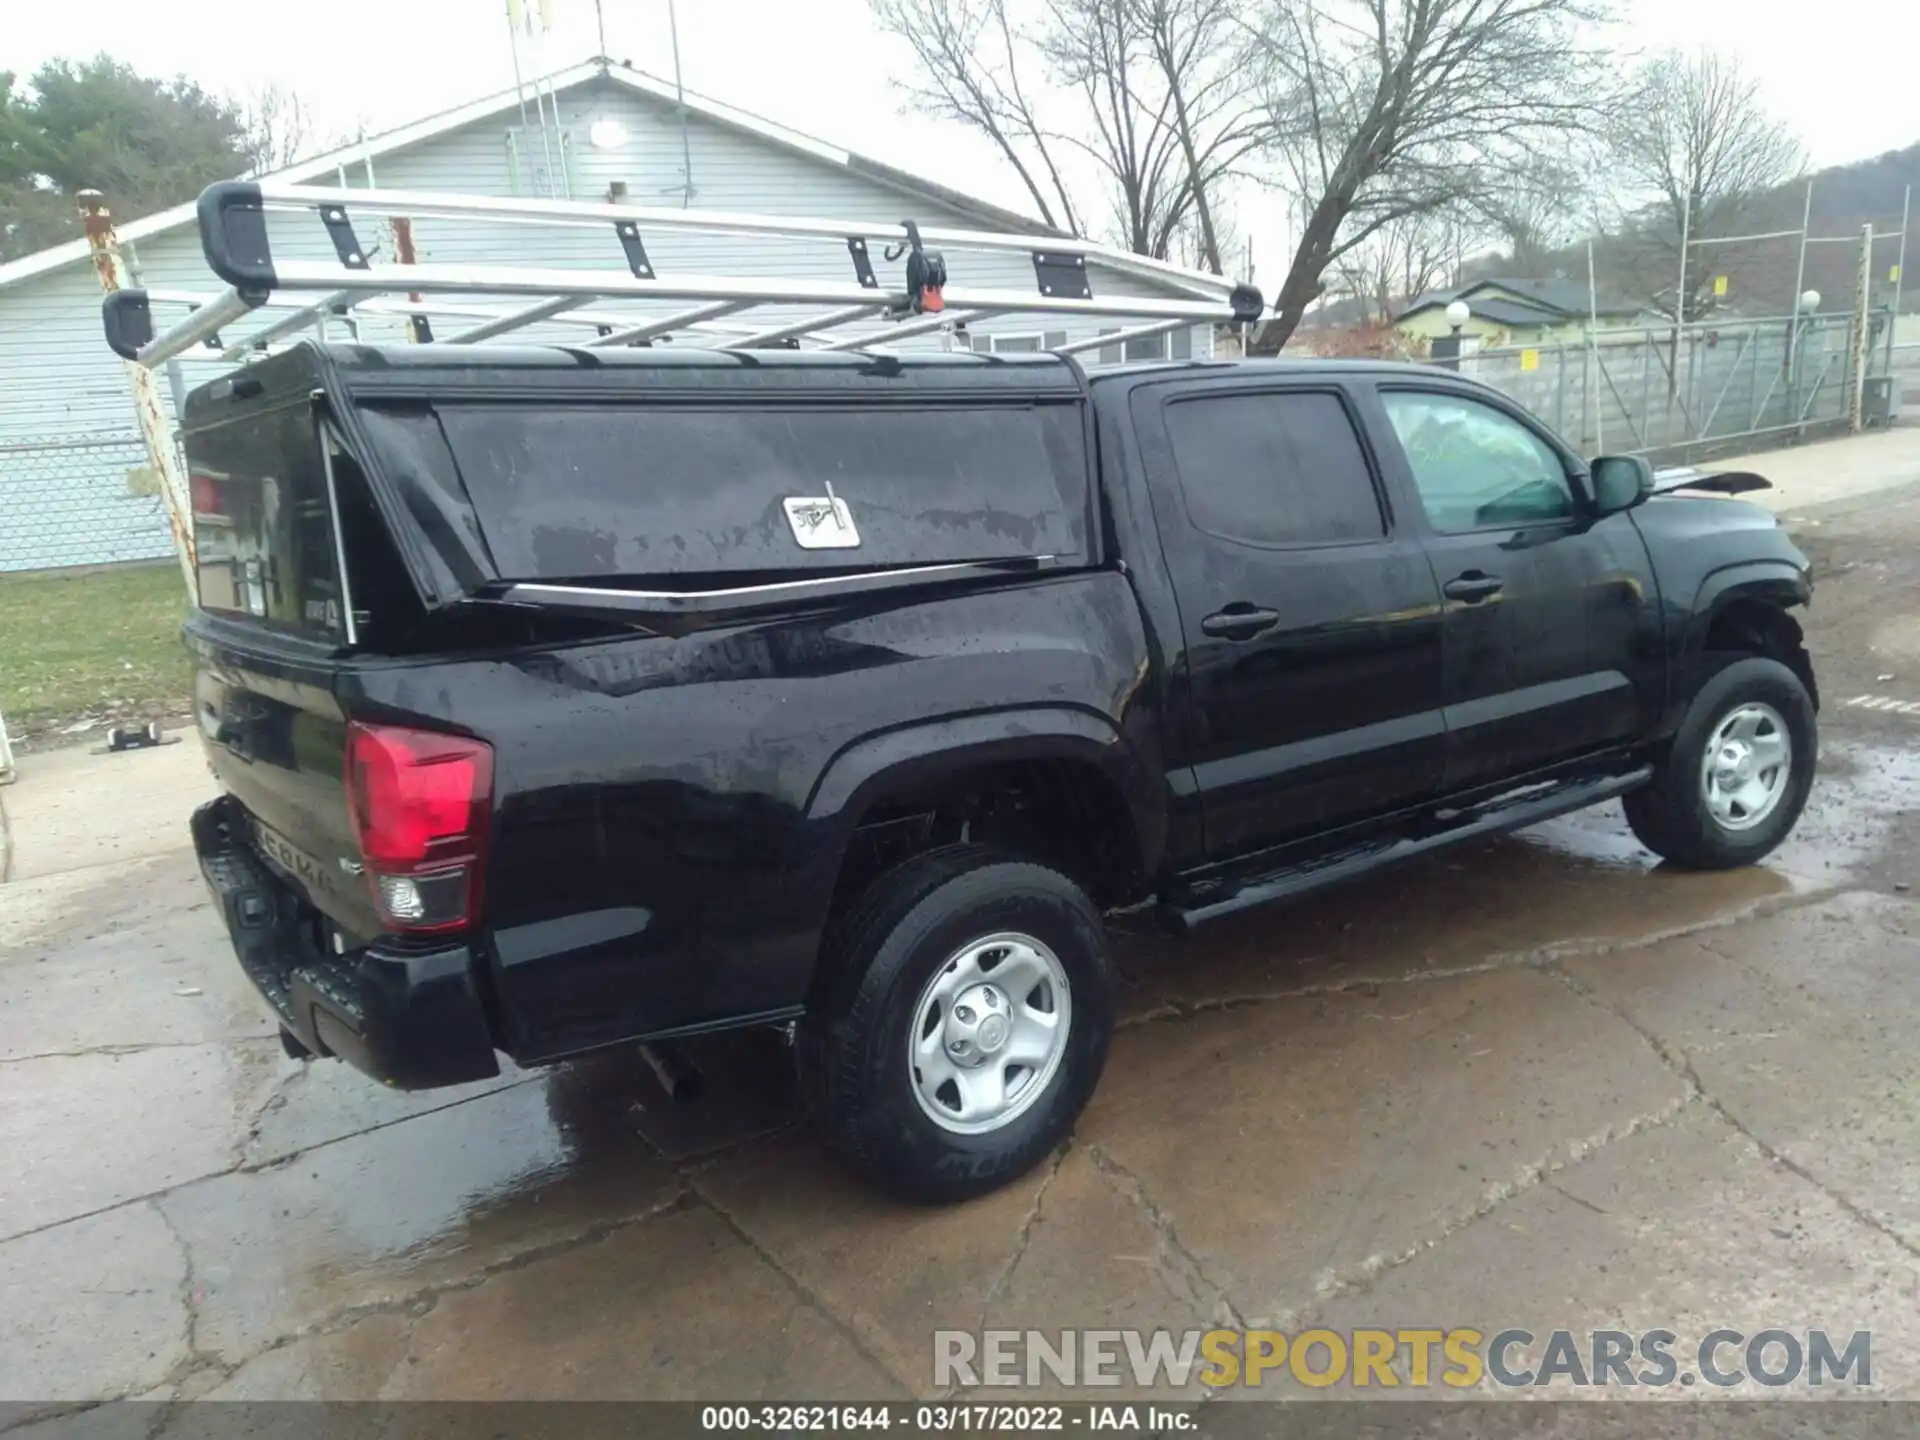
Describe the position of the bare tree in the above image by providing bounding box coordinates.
[1040,0,1262,266]
[1169,201,1245,275]
[871,0,1259,268]
[1244,0,1616,351]
[1605,48,1803,319]
[1125,0,1263,270]
[1471,155,1596,277]
[1326,210,1456,322]
[872,0,1083,233]
[1042,0,1183,254]
[238,83,325,174]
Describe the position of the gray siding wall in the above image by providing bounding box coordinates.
[0,77,1211,572]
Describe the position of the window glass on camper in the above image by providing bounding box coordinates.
[431,403,1091,582]
[186,403,347,641]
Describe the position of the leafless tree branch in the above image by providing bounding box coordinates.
[1244,0,1620,349]
[1325,210,1457,322]
[239,83,327,174]
[1604,47,1803,318]
[873,0,1083,232]
[872,0,1253,267]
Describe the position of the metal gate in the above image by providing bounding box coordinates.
[1452,312,1863,461]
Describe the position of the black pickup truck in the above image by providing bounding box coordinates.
[171,342,1815,1201]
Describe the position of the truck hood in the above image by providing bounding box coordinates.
[1632,487,1811,589]
[1636,464,1804,568]
[1639,490,1790,538]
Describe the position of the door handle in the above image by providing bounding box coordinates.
[1201,604,1281,640]
[1443,572,1504,603]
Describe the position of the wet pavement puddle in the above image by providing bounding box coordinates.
[9,730,1920,1404]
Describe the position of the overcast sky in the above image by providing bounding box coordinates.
[7,0,1913,281]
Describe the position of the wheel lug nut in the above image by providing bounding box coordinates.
[955,1005,974,1023]
[984,990,999,1008]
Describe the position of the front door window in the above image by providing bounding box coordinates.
[1381,391,1576,532]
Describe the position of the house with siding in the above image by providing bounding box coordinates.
[0,59,1212,574]
[1394,278,1653,352]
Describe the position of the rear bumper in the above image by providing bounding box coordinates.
[191,796,501,1090]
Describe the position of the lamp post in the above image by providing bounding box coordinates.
[1441,299,1471,371]
[1790,289,1821,434]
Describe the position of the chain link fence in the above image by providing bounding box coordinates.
[0,432,174,573]
[1448,313,1871,462]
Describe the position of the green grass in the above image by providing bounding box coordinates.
[0,562,195,743]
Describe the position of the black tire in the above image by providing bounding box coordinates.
[1624,654,1816,869]
[800,844,1113,1204]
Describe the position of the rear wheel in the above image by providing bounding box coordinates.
[1624,655,1816,869]
[800,844,1113,1203]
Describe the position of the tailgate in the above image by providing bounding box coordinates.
[190,627,378,940]
[184,395,378,938]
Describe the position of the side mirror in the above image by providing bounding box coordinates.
[1590,454,1655,515]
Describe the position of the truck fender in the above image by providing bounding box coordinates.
[1656,561,1816,735]
[802,706,1167,882]
[1689,560,1811,634]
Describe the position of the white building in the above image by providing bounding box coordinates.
[0,59,1213,573]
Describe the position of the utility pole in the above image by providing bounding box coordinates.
[1784,178,1814,429]
[1587,238,1603,453]
[1887,184,1910,376]
[1669,188,1691,406]
[1851,224,1875,432]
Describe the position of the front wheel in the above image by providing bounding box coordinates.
[1624,655,1816,869]
[800,844,1113,1203]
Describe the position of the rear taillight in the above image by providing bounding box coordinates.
[344,721,494,934]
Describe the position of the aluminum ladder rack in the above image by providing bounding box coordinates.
[103,181,1264,370]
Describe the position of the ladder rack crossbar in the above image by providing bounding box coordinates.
[821,309,987,351]
[725,302,888,349]
[588,299,756,347]
[102,182,1265,370]
[241,181,1232,299]
[1055,318,1190,357]
[446,293,597,344]
[150,286,716,337]
[138,290,866,356]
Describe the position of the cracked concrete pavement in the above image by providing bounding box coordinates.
[7,464,1920,1419]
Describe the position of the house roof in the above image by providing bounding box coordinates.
[0,58,1058,294]
[1449,297,1566,329]
[1463,277,1595,315]
[1396,276,1642,325]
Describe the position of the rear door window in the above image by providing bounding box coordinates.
[187,402,347,640]
[433,403,1090,580]
[1162,390,1385,547]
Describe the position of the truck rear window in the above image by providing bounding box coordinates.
[432,403,1090,581]
[187,402,347,640]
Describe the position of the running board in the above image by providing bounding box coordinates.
[1160,766,1653,933]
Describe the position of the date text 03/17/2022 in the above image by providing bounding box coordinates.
[699,1404,1191,1432]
